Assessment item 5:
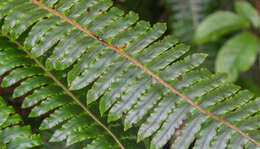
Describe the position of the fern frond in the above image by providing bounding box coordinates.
[0,0,259,149]
[0,96,43,149]
[165,0,216,43]
[0,38,145,148]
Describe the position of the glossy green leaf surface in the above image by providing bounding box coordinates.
[216,32,259,82]
[0,0,258,149]
[0,97,43,149]
[235,1,260,28]
[195,11,250,44]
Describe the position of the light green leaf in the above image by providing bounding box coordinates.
[235,1,260,28]
[216,32,259,82]
[194,11,250,44]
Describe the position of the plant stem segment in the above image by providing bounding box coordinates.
[31,0,260,147]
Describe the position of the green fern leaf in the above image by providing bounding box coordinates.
[0,96,43,149]
[0,0,259,149]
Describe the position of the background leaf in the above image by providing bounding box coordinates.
[165,0,218,43]
[216,32,259,82]
[235,1,260,28]
[194,11,250,44]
